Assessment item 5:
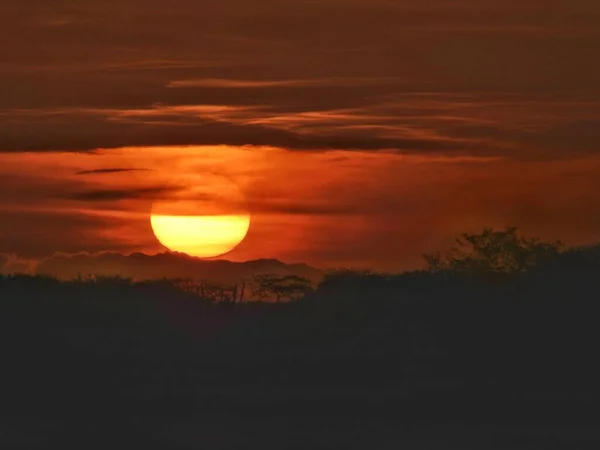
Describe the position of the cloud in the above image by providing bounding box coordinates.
[248,201,361,217]
[0,253,36,274]
[0,0,599,156]
[0,103,485,154]
[1,89,599,156]
[30,16,75,28]
[167,77,397,89]
[76,168,149,175]
[66,186,181,202]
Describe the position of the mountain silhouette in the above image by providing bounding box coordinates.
[35,251,323,284]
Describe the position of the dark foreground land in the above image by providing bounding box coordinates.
[2,250,600,448]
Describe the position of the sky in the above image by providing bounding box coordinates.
[1,0,600,272]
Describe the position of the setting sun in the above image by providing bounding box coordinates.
[148,173,251,258]
[150,214,250,258]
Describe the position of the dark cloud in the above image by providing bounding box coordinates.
[0,104,484,153]
[0,0,599,156]
[0,209,153,258]
[76,168,148,175]
[445,119,600,159]
[249,201,360,217]
[67,186,180,202]
[166,77,396,89]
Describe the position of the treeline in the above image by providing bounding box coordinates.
[2,227,600,432]
[0,272,313,305]
[2,226,599,313]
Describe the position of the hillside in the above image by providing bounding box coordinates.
[34,251,324,284]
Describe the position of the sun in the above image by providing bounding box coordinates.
[150,214,250,258]
[149,174,250,258]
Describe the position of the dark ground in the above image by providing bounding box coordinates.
[1,262,600,449]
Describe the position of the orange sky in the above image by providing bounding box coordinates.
[1,0,600,272]
[1,146,599,271]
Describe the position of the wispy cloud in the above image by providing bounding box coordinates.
[167,77,398,89]
[30,16,76,28]
[1,0,600,158]
[67,186,181,202]
[75,168,149,175]
[2,92,600,156]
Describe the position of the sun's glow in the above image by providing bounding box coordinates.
[148,173,251,258]
[150,214,250,258]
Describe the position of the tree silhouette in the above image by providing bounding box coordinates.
[176,278,247,307]
[252,273,313,302]
[423,227,563,277]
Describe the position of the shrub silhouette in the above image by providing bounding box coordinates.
[252,273,313,302]
[423,226,563,278]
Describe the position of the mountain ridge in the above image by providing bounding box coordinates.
[33,251,324,284]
